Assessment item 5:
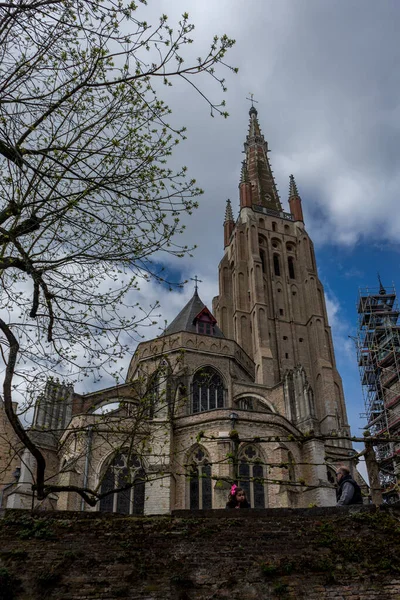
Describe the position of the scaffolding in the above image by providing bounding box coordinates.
[357,281,400,503]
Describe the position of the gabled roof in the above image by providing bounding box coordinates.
[162,290,224,338]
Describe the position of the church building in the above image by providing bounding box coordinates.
[4,107,360,513]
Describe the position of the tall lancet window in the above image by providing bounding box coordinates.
[238,444,266,508]
[288,256,295,279]
[260,249,267,273]
[187,446,212,510]
[273,254,281,277]
[99,452,145,515]
[192,367,224,413]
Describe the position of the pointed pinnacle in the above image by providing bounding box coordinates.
[289,174,299,198]
[224,199,234,223]
[240,160,249,183]
[248,107,261,138]
[377,273,386,295]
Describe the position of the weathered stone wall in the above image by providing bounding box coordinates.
[1,505,400,600]
[0,401,21,499]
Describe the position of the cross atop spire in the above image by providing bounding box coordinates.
[190,275,202,292]
[246,93,259,116]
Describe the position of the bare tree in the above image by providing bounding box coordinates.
[0,0,236,501]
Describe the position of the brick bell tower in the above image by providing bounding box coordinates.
[213,105,350,438]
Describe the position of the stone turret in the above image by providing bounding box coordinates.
[288,174,304,223]
[224,199,235,247]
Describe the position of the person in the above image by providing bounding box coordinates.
[226,484,251,509]
[336,466,363,506]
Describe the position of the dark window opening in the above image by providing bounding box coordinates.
[147,372,159,419]
[237,397,254,411]
[299,338,303,342]
[239,445,265,508]
[292,291,296,296]
[192,368,224,414]
[272,222,277,232]
[283,336,288,340]
[288,256,295,279]
[260,249,266,273]
[273,254,280,277]
[188,448,212,510]
[279,309,284,316]
[197,321,213,335]
[285,353,289,359]
[99,453,145,515]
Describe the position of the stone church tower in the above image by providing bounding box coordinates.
[3,107,361,514]
[213,105,349,439]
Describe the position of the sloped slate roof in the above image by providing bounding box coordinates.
[162,290,225,338]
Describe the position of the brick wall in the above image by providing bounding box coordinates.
[0,505,400,599]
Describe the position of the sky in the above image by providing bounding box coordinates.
[79,0,400,457]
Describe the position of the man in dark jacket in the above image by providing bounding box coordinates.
[336,466,363,506]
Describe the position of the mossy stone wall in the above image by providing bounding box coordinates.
[0,505,400,599]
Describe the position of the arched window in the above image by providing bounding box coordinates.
[192,367,224,413]
[238,445,266,508]
[288,256,295,279]
[272,222,277,232]
[273,254,280,277]
[237,397,254,411]
[187,446,212,510]
[260,249,266,273]
[145,371,159,418]
[99,452,145,515]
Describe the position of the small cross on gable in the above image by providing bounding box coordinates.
[190,275,202,292]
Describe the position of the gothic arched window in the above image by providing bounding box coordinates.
[238,445,266,508]
[187,446,212,510]
[288,256,295,279]
[192,367,224,413]
[146,371,159,419]
[99,452,145,515]
[273,254,281,277]
[237,397,254,411]
[260,249,266,273]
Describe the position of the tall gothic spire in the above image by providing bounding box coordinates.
[243,106,282,212]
